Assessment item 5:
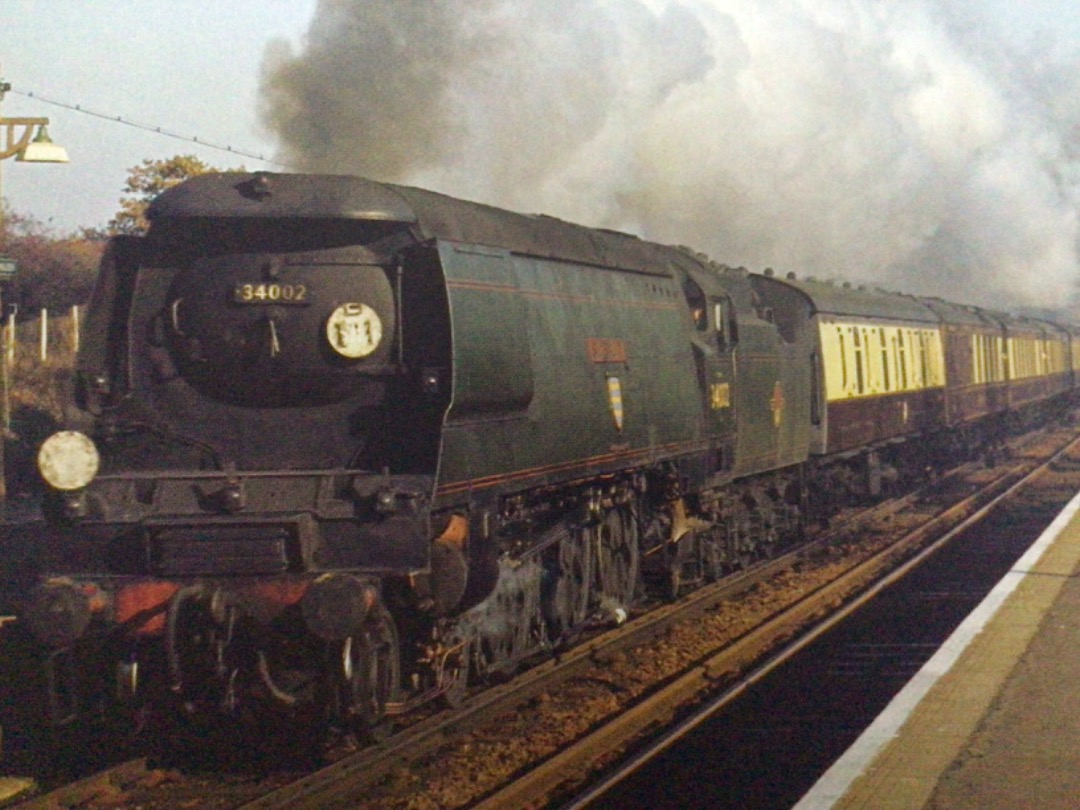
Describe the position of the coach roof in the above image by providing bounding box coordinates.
[771,274,939,324]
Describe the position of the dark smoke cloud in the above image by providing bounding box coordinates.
[260,1,1080,313]
[259,0,477,177]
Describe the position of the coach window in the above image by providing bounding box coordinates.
[920,330,928,384]
[897,332,908,389]
[891,335,899,388]
[852,327,865,394]
[837,328,848,392]
[915,332,923,386]
[910,332,921,387]
[879,328,890,391]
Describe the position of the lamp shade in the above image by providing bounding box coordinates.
[17,125,68,163]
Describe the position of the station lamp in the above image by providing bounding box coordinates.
[16,124,69,164]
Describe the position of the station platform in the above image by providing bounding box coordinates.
[795,488,1080,809]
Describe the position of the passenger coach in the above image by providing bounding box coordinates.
[752,274,945,459]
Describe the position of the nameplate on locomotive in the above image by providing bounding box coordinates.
[587,337,628,363]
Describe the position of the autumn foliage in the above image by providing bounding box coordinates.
[0,207,102,311]
[107,154,236,235]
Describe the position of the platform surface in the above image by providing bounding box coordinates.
[0,775,35,803]
[795,489,1080,810]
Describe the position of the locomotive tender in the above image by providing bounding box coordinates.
[14,172,1079,739]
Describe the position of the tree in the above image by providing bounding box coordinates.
[108,154,241,235]
[0,206,102,310]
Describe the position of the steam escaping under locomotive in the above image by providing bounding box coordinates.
[8,171,1079,744]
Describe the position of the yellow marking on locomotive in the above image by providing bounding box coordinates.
[770,381,785,426]
[607,376,624,431]
[710,382,730,409]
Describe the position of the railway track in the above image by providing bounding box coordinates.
[6,425,1077,809]
[539,433,1080,810]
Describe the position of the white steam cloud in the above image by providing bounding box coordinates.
[260,0,1080,312]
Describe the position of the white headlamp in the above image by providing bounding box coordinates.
[38,431,100,491]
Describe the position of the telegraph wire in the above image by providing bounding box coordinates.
[8,86,288,167]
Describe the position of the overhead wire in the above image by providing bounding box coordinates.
[7,86,288,167]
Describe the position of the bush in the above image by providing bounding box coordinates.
[4,313,80,498]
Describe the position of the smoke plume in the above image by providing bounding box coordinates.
[260,0,1080,313]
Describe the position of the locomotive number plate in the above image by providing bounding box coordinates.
[233,282,309,305]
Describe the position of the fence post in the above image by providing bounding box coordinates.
[72,304,80,354]
[0,309,6,441]
[40,307,47,362]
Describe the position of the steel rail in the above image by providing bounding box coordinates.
[536,435,1080,810]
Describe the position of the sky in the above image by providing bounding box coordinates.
[5,1,1080,314]
[0,1,318,229]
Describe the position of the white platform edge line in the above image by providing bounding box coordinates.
[792,487,1080,810]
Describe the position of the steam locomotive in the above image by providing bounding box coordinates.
[9,172,1078,743]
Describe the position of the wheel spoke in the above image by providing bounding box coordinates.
[597,506,639,609]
